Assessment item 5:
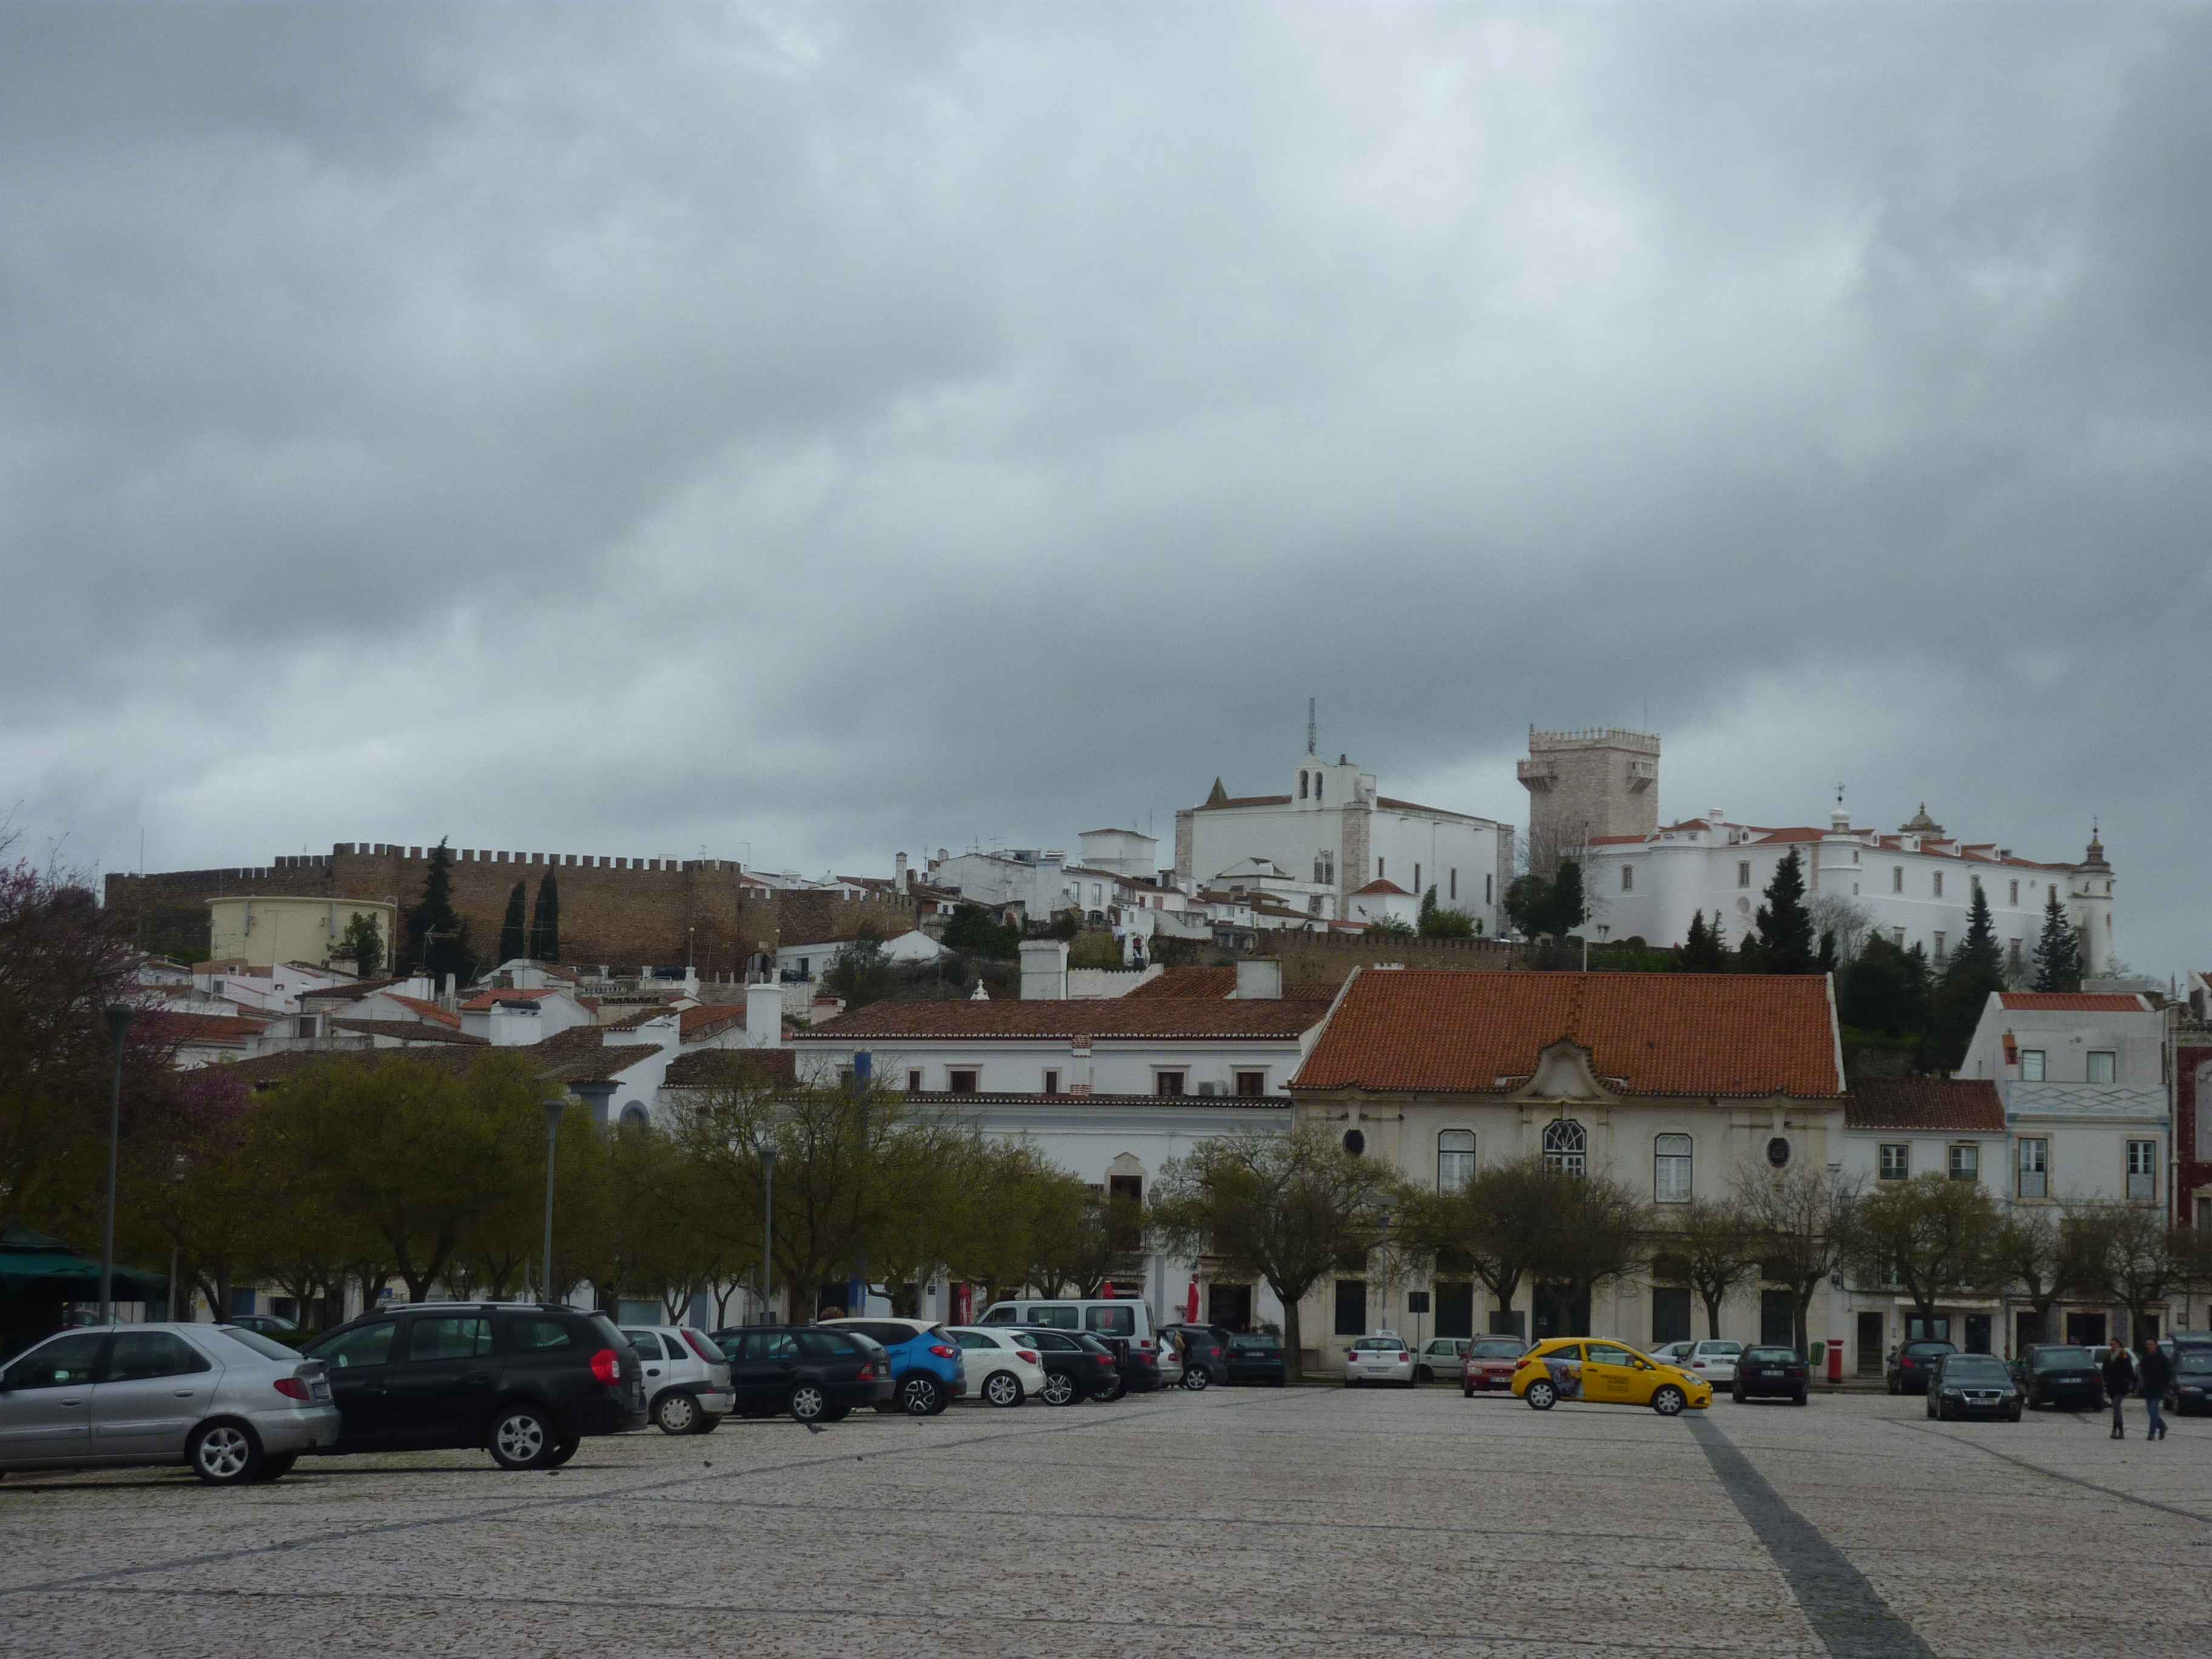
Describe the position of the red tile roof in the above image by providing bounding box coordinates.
[794,999,1330,1042]
[1293,970,1843,1098]
[1996,993,2151,1013]
[1350,879,1411,896]
[1122,967,1237,1000]
[459,988,560,1011]
[661,1048,801,1089]
[327,1019,490,1048]
[1844,1079,2005,1133]
[143,1011,270,1045]
[383,994,461,1029]
[679,1002,752,1039]
[1200,793,1294,810]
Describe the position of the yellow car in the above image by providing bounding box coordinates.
[1509,1338,1713,1416]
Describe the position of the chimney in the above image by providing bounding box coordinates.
[441,972,457,1013]
[1020,939,1069,1000]
[1235,958,1282,1000]
[745,982,784,1049]
[570,1081,618,1130]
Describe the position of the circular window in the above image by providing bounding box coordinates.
[1342,1129,1366,1156]
[1766,1136,1791,1168]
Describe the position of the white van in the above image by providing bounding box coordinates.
[979,1298,1167,1389]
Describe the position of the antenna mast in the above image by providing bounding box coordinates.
[1306,696,1316,756]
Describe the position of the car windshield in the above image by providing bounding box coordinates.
[1945,1358,2009,1380]
[2177,1353,2212,1375]
[1469,1340,1524,1358]
[1906,1342,1956,1355]
[2031,1347,2094,1370]
[1743,1347,1798,1363]
[216,1327,300,1362]
[1696,1342,1742,1355]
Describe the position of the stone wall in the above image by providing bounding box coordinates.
[1272,934,1518,997]
[107,842,917,971]
[1520,726,1661,860]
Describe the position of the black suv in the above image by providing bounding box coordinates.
[709,1326,893,1424]
[1162,1324,1232,1389]
[2014,1343,2105,1410]
[302,1302,645,1469]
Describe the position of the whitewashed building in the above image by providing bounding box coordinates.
[1583,805,2117,977]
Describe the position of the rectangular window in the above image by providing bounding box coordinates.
[2008,939,2022,969]
[1437,1131,1476,1191]
[1435,1282,1474,1339]
[1108,1174,1143,1207]
[1948,1144,1979,1182]
[2127,1141,2156,1202]
[1334,1279,1369,1337]
[1654,1134,1692,1203]
[1737,860,1752,888]
[1760,1289,1797,1347]
[1879,1143,1909,1181]
[1621,865,1634,893]
[1376,857,1384,880]
[1891,926,1905,947]
[2018,1138,2048,1199]
[907,1068,923,1092]
[1413,863,1421,894]
[2009,879,2019,905]
[1933,931,1947,964]
[1042,1069,1059,1096]
[2087,1050,2116,1084]
[947,1068,979,1095]
[1892,866,1903,893]
[1932,871,1943,897]
[1651,1287,1692,1346]
[1485,873,1493,903]
[1154,1070,1186,1096]
[1449,869,1457,901]
[2020,1049,2045,1081]
[1234,1070,1266,1098]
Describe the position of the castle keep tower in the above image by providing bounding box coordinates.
[1518,726,1660,863]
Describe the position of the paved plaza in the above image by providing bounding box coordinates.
[2,1386,2208,1658]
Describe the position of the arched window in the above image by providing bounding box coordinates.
[1437,1130,1475,1192]
[1543,1119,1586,1177]
[1299,771,1309,799]
[620,1102,650,1129]
[1315,772,1323,801]
[1654,1134,1692,1203]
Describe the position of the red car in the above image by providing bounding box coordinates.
[1461,1336,1533,1394]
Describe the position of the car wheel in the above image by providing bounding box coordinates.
[789,1381,830,1424]
[1415,1366,1430,1382]
[253,1452,297,1483]
[692,1410,719,1435]
[1925,1397,1936,1419]
[1936,1396,1952,1422]
[899,1375,943,1417]
[1526,1380,1557,1412]
[983,1370,1024,1409]
[1091,1376,1127,1404]
[654,1390,699,1435]
[489,1404,556,1470]
[1041,1372,1078,1407]
[188,1421,263,1486]
[545,1439,578,1467]
[1888,1375,1900,1395]
[1182,1367,1209,1392]
[2006,1404,2022,1423]
[1652,1386,1686,1418]
[1463,1385,1475,1398]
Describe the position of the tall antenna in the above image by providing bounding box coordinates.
[1306,696,1317,756]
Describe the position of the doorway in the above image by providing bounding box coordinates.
[1964,1314,1991,1355]
[2065,1310,2107,1347]
[1207,1282,1253,1332]
[1855,1312,1884,1376]
[2015,1310,2047,1352]
[1434,1282,1475,1340]
[1532,1282,1589,1341]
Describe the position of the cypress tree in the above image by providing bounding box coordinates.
[531,870,561,964]
[1540,860,1588,939]
[1751,847,1817,974]
[2031,886,2082,993]
[499,882,527,964]
[403,838,475,985]
[1932,884,2007,1068]
[1678,910,1732,972]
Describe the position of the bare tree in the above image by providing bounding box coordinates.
[1808,893,1873,968]
[1734,1158,1860,1355]
[1660,1197,1763,1338]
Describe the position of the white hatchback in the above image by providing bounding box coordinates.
[1683,1340,1744,1385]
[1342,1333,1416,1388]
[622,1326,734,1434]
[943,1327,1050,1407]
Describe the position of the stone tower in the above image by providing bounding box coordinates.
[1517,726,1660,866]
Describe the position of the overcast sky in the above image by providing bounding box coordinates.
[4,4,2207,977]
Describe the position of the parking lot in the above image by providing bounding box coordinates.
[2,1387,2208,1658]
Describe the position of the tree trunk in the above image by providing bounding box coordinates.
[1277,1290,1306,1384]
[1792,1289,1814,1357]
[1702,1294,1724,1338]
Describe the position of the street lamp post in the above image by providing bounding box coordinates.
[759,1144,779,1324]
[1376,1204,1394,1339]
[99,1004,133,1324]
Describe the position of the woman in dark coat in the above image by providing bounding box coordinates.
[2102,1339,2136,1438]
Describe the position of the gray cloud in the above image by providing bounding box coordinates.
[4,4,2207,976]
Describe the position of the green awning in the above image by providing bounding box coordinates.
[0,1224,167,1299]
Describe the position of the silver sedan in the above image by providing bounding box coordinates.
[0,1323,340,1484]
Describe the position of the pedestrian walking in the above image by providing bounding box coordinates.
[2139,1338,2172,1441]
[2102,1338,2135,1438]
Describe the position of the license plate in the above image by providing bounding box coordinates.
[1760,1369,1781,1377]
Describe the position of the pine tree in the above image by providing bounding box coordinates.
[403,838,475,985]
[1932,884,2006,1068]
[530,870,560,963]
[1538,860,1588,939]
[2031,886,2082,993]
[1678,910,1732,972]
[1751,847,1817,974]
[336,911,385,979]
[498,882,527,964]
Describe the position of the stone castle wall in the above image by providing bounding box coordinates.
[1272,933,1517,997]
[1521,726,1661,856]
[106,842,917,970]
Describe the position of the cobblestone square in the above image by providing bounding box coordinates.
[2,1388,2207,1658]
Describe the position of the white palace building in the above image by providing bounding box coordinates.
[1581,803,2117,977]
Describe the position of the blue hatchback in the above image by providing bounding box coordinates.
[817,1318,963,1415]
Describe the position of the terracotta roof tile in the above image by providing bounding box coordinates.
[1122,967,1238,1000]
[300,977,404,1002]
[383,994,461,1029]
[459,987,560,1011]
[1293,970,1842,1098]
[142,1011,270,1045]
[327,1019,490,1048]
[662,1048,800,1089]
[1996,992,2150,1012]
[679,1002,751,1038]
[1199,793,1294,810]
[902,1091,1282,1110]
[1844,1079,2005,1133]
[794,998,1329,1041]
[1350,879,1411,896]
